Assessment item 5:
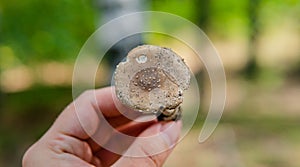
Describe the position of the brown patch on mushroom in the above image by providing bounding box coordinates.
[132,67,164,91]
[114,45,191,121]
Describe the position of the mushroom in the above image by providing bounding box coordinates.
[114,45,191,121]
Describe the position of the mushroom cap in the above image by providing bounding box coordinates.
[114,45,190,114]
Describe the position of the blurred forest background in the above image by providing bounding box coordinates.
[0,0,300,166]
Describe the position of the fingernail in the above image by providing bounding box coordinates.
[160,121,181,147]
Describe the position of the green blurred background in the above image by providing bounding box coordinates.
[1,0,300,166]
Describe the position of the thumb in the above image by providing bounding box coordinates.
[113,121,182,167]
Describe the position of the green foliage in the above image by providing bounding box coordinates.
[0,0,96,63]
[151,0,197,21]
[209,0,249,38]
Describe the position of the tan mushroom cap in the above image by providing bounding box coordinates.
[114,45,190,115]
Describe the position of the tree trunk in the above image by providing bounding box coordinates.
[243,0,261,79]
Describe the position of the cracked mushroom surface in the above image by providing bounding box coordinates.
[114,45,191,121]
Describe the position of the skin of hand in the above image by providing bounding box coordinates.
[22,87,182,167]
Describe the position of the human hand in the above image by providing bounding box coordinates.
[22,87,182,167]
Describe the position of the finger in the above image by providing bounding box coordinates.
[87,113,141,151]
[89,115,157,154]
[23,138,98,167]
[48,134,93,163]
[95,117,157,167]
[49,86,137,140]
[112,121,182,167]
[94,87,136,118]
[107,115,135,128]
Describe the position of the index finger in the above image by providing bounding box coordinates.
[49,86,136,139]
[94,86,135,118]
